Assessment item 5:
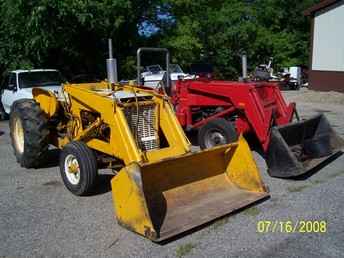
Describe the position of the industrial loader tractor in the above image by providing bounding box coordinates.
[8,41,269,241]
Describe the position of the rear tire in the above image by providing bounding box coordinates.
[0,101,8,120]
[0,112,8,121]
[198,118,238,149]
[59,141,98,196]
[9,99,49,168]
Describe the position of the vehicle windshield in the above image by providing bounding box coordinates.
[147,65,162,74]
[169,64,183,73]
[19,71,64,88]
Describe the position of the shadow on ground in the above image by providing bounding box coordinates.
[39,148,114,196]
[89,174,113,196]
[40,149,61,168]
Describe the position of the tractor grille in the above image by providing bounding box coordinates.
[124,104,159,151]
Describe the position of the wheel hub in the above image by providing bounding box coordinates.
[205,130,226,148]
[64,154,80,185]
[68,163,79,174]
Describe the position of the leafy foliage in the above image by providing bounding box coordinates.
[0,0,157,79]
[0,0,317,80]
[160,0,317,78]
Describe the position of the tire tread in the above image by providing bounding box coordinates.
[9,99,49,168]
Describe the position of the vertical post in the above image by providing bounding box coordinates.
[166,51,170,90]
[108,39,113,59]
[137,49,141,85]
[106,39,118,84]
[136,48,170,89]
[242,54,247,79]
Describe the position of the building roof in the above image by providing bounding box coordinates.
[304,0,341,16]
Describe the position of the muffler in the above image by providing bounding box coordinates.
[267,114,344,178]
[111,136,269,241]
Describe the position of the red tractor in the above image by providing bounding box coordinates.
[172,79,295,151]
[137,48,344,178]
[171,77,344,178]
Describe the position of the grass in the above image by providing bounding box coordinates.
[312,179,326,185]
[176,243,196,258]
[43,180,61,186]
[211,217,229,230]
[242,207,260,217]
[288,171,344,192]
[327,170,344,179]
[287,185,309,193]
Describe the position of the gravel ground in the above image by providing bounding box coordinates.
[290,88,344,105]
[0,88,344,258]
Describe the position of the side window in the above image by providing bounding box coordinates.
[9,73,16,88]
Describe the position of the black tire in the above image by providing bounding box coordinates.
[59,141,98,196]
[0,101,8,120]
[198,118,238,149]
[0,112,8,121]
[9,99,49,168]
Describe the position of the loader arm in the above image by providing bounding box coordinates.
[175,80,295,150]
[61,83,191,164]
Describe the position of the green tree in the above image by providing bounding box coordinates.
[0,0,318,81]
[0,0,159,79]
[158,0,317,78]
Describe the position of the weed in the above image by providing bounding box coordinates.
[328,170,344,179]
[43,180,61,186]
[312,179,326,185]
[287,185,309,192]
[211,217,229,229]
[176,243,196,258]
[243,207,260,216]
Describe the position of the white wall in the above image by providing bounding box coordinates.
[312,4,344,71]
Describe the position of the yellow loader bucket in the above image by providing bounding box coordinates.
[111,136,269,241]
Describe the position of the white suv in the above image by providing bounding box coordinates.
[1,69,65,115]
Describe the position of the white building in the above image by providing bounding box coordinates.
[305,0,344,92]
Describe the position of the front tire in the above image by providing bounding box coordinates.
[9,99,49,168]
[198,118,238,149]
[60,141,98,196]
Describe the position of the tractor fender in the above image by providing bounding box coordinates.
[32,88,59,118]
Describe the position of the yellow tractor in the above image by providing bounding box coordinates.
[9,42,269,241]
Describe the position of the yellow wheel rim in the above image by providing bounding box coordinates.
[13,116,24,154]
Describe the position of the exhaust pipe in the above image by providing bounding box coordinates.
[242,54,247,79]
[107,39,118,84]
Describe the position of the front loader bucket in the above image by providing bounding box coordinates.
[267,114,344,178]
[111,136,269,241]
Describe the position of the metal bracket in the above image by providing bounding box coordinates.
[137,47,170,93]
